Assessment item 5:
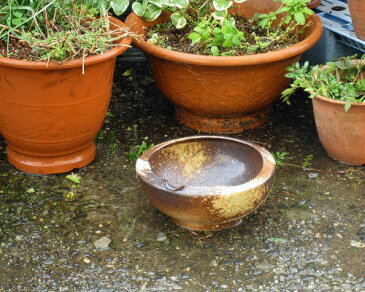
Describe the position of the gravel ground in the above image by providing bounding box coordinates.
[0,57,364,292]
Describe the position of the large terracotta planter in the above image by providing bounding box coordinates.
[0,17,131,175]
[126,0,323,133]
[312,96,365,165]
[348,0,365,41]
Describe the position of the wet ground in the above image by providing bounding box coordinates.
[0,58,364,292]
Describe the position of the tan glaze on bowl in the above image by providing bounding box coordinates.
[0,17,131,175]
[136,136,276,231]
[348,0,365,41]
[312,96,365,165]
[126,0,323,133]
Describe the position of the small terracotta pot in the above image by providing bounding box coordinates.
[136,136,276,231]
[125,0,322,133]
[348,0,365,41]
[312,96,365,165]
[0,17,131,175]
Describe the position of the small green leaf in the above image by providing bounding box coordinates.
[66,173,81,184]
[344,102,352,112]
[211,46,219,56]
[171,13,187,29]
[267,237,287,243]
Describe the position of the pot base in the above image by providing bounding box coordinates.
[171,218,243,231]
[7,143,96,175]
[176,107,269,134]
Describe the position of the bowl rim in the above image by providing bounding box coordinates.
[136,135,276,195]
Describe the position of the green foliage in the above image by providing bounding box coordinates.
[301,154,313,169]
[273,151,289,167]
[0,0,130,61]
[126,141,155,162]
[66,173,81,184]
[136,0,313,56]
[267,237,287,243]
[281,55,365,110]
[256,0,312,28]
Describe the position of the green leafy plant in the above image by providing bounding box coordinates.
[0,0,131,62]
[273,151,289,167]
[66,173,81,184]
[126,141,155,161]
[301,154,313,169]
[281,55,365,111]
[134,0,312,56]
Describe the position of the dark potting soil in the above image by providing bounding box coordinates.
[0,38,40,61]
[0,37,96,62]
[146,15,298,56]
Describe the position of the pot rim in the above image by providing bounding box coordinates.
[136,135,276,196]
[0,16,132,70]
[126,12,323,66]
[314,94,365,106]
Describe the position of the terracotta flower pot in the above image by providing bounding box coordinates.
[125,0,323,133]
[312,96,365,165]
[348,0,365,41]
[0,17,132,175]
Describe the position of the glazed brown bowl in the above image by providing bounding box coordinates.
[136,136,276,231]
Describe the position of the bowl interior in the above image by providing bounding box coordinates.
[148,138,263,188]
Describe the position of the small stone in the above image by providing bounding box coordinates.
[350,241,365,248]
[308,173,318,179]
[15,235,23,241]
[157,232,167,242]
[336,233,342,239]
[210,260,218,267]
[94,236,112,250]
[26,188,35,193]
[83,258,91,264]
[255,263,275,270]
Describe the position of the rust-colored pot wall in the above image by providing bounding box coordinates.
[307,0,321,9]
[126,0,323,133]
[348,0,365,41]
[0,17,131,175]
[312,96,365,165]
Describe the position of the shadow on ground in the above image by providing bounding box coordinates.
[0,58,364,291]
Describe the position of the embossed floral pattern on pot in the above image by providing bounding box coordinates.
[126,0,323,133]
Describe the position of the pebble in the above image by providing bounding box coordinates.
[157,232,167,242]
[350,241,365,248]
[210,260,218,267]
[15,235,23,241]
[94,236,112,250]
[308,173,318,179]
[255,263,275,270]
